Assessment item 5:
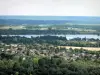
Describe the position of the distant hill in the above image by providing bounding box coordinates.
[0,16,100,25]
[0,19,72,25]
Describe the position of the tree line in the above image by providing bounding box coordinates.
[0,35,100,47]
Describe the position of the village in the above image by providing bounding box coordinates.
[0,43,100,62]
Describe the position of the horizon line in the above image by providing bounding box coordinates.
[0,15,100,17]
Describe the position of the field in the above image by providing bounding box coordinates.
[0,24,99,32]
[60,46,100,51]
[0,25,25,30]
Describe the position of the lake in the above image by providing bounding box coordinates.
[1,34,100,40]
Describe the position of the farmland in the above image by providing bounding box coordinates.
[60,46,100,51]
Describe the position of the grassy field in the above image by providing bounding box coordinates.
[60,46,100,51]
[0,25,25,30]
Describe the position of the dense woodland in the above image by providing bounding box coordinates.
[0,29,80,35]
[0,29,100,35]
[0,55,100,75]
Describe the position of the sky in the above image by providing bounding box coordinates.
[0,0,100,16]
